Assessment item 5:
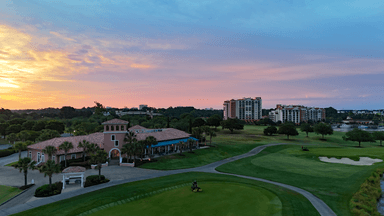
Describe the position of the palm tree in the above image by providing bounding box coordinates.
[121,143,135,162]
[78,140,90,162]
[208,131,216,145]
[90,150,109,181]
[132,141,141,163]
[201,126,211,145]
[178,141,186,156]
[144,136,157,160]
[187,139,195,152]
[39,160,61,187]
[59,141,73,168]
[124,131,137,145]
[87,143,100,155]
[42,145,57,161]
[14,157,36,186]
[13,142,26,159]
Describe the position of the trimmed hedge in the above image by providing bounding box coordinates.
[35,182,63,197]
[84,175,109,188]
[60,156,91,169]
[0,149,16,158]
[349,168,384,216]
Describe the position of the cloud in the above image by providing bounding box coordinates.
[50,31,76,41]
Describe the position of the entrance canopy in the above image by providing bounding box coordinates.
[151,137,198,148]
[61,166,86,189]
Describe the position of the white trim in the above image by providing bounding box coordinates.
[29,151,32,158]
[71,154,76,159]
[37,152,41,162]
[114,140,119,147]
[108,148,121,162]
[111,135,115,141]
[41,153,45,162]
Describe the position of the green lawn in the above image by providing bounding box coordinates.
[0,185,22,205]
[5,161,18,167]
[13,172,320,216]
[90,183,282,216]
[217,144,384,216]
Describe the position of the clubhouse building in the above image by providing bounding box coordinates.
[27,119,198,164]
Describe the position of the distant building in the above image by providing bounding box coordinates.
[223,97,262,121]
[139,104,148,110]
[269,104,325,124]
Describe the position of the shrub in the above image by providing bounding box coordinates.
[35,182,63,197]
[84,175,109,187]
[0,149,16,158]
[349,168,384,216]
[60,156,91,169]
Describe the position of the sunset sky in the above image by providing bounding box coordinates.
[1,0,384,110]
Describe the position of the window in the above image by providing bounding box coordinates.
[116,126,119,131]
[52,156,55,162]
[60,155,65,162]
[106,125,109,131]
[111,126,114,131]
[114,140,119,147]
[121,125,124,130]
[29,151,32,158]
[111,135,115,141]
[41,153,45,162]
[71,154,76,159]
[37,152,41,162]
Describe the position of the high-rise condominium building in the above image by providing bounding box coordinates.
[268,104,326,124]
[223,97,262,121]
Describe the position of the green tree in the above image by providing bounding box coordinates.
[208,130,216,145]
[264,126,277,136]
[78,140,90,161]
[45,120,65,134]
[90,150,109,180]
[7,133,18,144]
[314,123,333,139]
[94,101,106,115]
[220,118,244,133]
[178,141,186,155]
[59,106,77,119]
[21,120,36,131]
[207,114,222,130]
[201,126,211,144]
[192,127,203,141]
[187,138,195,152]
[27,130,41,142]
[6,124,22,134]
[192,118,206,128]
[59,141,74,168]
[32,121,47,131]
[8,118,26,125]
[343,128,375,147]
[36,129,60,142]
[87,143,100,155]
[278,123,299,139]
[42,145,57,161]
[38,160,61,187]
[372,131,384,146]
[14,157,36,186]
[13,142,27,159]
[124,131,137,145]
[300,123,314,137]
[17,130,30,142]
[0,122,9,138]
[121,143,134,162]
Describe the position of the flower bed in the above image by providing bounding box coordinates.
[84,175,110,188]
[35,182,63,197]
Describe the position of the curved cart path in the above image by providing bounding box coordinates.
[0,143,336,216]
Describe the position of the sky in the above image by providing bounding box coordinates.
[1,0,384,110]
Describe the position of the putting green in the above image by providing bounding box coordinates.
[89,183,282,216]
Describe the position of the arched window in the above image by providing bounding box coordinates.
[106,125,109,131]
[121,125,124,131]
[116,125,119,131]
[111,126,114,131]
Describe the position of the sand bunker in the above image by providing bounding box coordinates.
[319,157,383,166]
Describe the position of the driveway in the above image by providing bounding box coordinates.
[0,145,11,150]
[0,151,27,166]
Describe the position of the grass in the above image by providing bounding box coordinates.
[13,172,320,216]
[0,185,22,205]
[5,161,18,167]
[0,138,10,145]
[217,144,384,216]
[90,183,282,216]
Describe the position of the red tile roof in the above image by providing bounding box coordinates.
[102,119,129,125]
[62,166,86,173]
[135,128,191,142]
[27,132,104,155]
[128,125,147,130]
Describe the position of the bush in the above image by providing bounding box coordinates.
[122,158,135,163]
[35,182,63,197]
[349,168,384,216]
[84,175,109,187]
[0,149,16,158]
[60,156,91,169]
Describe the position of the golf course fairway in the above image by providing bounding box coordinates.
[89,183,282,216]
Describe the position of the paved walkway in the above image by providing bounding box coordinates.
[0,143,337,216]
[0,151,27,167]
